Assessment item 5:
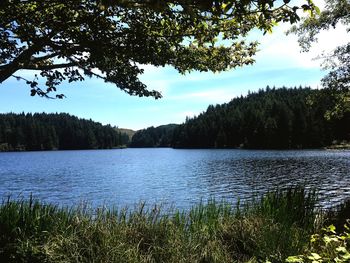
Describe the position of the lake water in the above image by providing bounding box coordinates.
[0,148,350,210]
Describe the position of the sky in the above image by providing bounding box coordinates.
[0,6,348,130]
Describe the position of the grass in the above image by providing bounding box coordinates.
[0,188,343,263]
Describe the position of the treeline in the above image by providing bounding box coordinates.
[129,124,178,147]
[0,113,129,151]
[172,86,350,149]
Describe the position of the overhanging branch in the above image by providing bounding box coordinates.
[23,62,77,70]
[30,52,61,63]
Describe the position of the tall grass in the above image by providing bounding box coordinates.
[0,188,329,263]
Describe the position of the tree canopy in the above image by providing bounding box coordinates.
[0,0,317,98]
[289,0,350,119]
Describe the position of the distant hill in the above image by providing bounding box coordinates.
[0,113,130,151]
[172,86,350,149]
[129,124,178,147]
[116,128,136,140]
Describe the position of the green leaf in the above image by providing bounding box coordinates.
[222,2,233,13]
[314,5,320,15]
[286,256,304,262]
[336,246,348,253]
[307,253,321,260]
[324,224,336,233]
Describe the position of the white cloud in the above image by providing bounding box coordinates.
[255,17,348,70]
[139,16,347,92]
[168,88,240,103]
[176,70,239,83]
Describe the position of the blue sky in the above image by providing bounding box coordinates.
[0,18,347,130]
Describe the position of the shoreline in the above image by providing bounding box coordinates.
[325,143,350,150]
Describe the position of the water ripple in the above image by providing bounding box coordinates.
[0,149,349,209]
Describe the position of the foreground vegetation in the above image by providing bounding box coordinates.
[1,188,349,263]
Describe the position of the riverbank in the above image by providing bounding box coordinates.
[0,144,128,152]
[2,143,350,152]
[1,188,348,262]
[325,141,350,150]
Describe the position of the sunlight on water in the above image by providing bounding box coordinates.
[0,149,349,209]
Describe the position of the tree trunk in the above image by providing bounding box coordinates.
[0,65,19,83]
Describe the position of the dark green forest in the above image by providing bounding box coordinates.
[2,87,349,151]
[130,87,350,149]
[0,113,129,151]
[172,87,350,149]
[129,124,178,147]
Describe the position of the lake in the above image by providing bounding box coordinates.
[0,148,349,210]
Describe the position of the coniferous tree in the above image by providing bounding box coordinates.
[0,113,129,151]
[171,87,350,149]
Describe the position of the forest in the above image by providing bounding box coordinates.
[172,86,350,149]
[0,113,129,151]
[2,87,349,151]
[129,124,178,147]
[131,87,350,149]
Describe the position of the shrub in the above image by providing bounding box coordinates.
[286,222,350,263]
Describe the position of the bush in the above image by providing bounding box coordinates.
[286,222,350,263]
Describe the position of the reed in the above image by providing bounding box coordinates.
[0,187,336,263]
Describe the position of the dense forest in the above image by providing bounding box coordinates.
[129,124,178,147]
[172,86,350,149]
[129,87,350,149]
[0,113,129,151]
[2,88,349,151]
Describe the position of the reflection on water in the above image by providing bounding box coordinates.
[0,149,349,209]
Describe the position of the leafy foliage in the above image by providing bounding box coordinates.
[0,112,129,151]
[171,87,350,149]
[286,223,350,263]
[0,0,317,98]
[289,0,350,119]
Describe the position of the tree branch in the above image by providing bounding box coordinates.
[23,62,77,70]
[68,57,108,81]
[30,52,61,63]
[0,43,43,83]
